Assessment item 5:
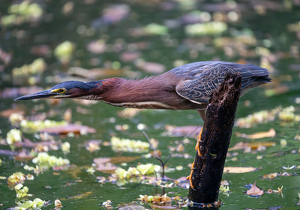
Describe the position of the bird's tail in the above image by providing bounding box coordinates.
[255,75,272,83]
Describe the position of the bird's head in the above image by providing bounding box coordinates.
[14,80,104,101]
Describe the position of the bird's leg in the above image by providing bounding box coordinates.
[198,109,206,122]
[195,110,205,156]
[187,110,206,189]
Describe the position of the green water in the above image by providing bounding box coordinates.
[1,1,300,209]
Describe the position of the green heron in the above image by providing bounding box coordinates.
[15,61,271,188]
[15,61,271,121]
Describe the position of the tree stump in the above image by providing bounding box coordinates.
[188,72,242,206]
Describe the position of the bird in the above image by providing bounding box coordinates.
[15,61,271,189]
[15,61,271,122]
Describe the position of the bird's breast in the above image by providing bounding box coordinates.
[102,101,175,109]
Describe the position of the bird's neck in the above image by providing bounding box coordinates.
[97,76,176,109]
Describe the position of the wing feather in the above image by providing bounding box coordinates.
[174,61,270,104]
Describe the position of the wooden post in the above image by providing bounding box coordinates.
[188,72,242,206]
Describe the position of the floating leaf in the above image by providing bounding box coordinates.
[14,151,34,162]
[165,125,202,137]
[63,108,72,122]
[64,191,92,200]
[55,199,62,208]
[229,141,275,151]
[54,41,75,63]
[30,45,51,56]
[1,1,43,27]
[15,184,30,198]
[32,152,70,168]
[118,108,142,118]
[235,107,279,128]
[136,164,160,175]
[120,52,141,62]
[9,112,24,126]
[87,40,106,54]
[235,128,276,139]
[7,172,26,186]
[1,108,25,118]
[76,106,91,114]
[62,2,74,15]
[246,182,264,197]
[278,106,300,122]
[135,60,166,74]
[144,23,168,35]
[185,22,227,36]
[20,119,68,132]
[18,198,45,209]
[93,156,140,173]
[72,98,98,105]
[109,156,140,164]
[0,149,18,156]
[93,158,118,173]
[14,137,58,152]
[102,4,130,24]
[65,166,81,179]
[280,139,287,147]
[93,157,110,165]
[263,172,292,180]
[220,185,230,196]
[86,141,100,152]
[294,134,300,140]
[119,205,148,210]
[68,67,124,79]
[138,194,172,205]
[24,165,42,175]
[61,142,70,154]
[102,200,112,208]
[223,167,257,173]
[6,129,22,145]
[0,47,12,64]
[111,136,149,153]
[86,167,95,175]
[42,124,96,135]
[151,205,176,209]
[12,58,47,77]
[268,186,284,197]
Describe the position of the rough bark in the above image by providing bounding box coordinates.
[188,72,242,205]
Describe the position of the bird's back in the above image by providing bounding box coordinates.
[170,61,271,104]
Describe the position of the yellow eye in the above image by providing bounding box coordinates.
[51,88,66,94]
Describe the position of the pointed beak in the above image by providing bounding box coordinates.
[14,90,55,101]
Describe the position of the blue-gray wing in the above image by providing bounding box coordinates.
[174,61,270,104]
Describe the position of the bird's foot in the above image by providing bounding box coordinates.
[188,127,204,190]
[195,127,203,156]
[186,161,195,189]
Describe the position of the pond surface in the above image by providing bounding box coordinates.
[1,0,300,209]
